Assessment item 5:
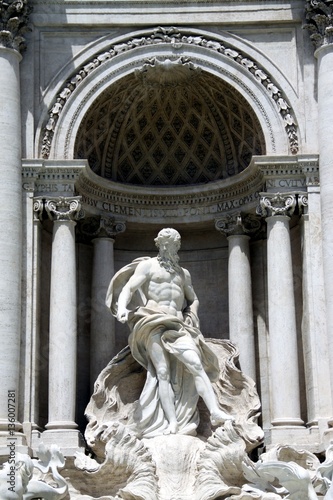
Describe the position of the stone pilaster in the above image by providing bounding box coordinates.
[81,216,126,388]
[43,197,85,455]
[215,213,260,381]
[0,0,31,454]
[257,193,303,428]
[20,195,43,449]
[305,0,333,408]
[299,187,333,436]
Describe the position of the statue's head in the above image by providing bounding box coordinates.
[154,228,181,253]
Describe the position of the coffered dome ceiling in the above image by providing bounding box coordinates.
[75,65,265,186]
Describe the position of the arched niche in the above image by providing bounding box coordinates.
[37,26,299,167]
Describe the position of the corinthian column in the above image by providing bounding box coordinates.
[0,0,30,451]
[81,216,126,387]
[258,193,303,427]
[215,213,260,381]
[305,0,333,405]
[43,197,85,454]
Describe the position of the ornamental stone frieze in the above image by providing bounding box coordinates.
[0,0,31,52]
[44,196,84,222]
[305,0,333,48]
[215,213,262,237]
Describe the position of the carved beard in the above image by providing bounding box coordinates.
[157,248,181,273]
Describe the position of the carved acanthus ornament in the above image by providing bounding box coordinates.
[215,213,261,236]
[305,0,333,48]
[0,0,31,53]
[44,196,84,222]
[41,26,298,159]
[257,192,299,218]
[80,215,126,239]
[135,56,201,87]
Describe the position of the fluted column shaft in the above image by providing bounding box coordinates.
[259,193,303,426]
[0,48,23,433]
[45,198,82,430]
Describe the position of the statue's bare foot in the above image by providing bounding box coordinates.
[210,410,234,426]
[164,421,178,434]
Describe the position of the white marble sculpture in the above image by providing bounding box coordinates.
[69,229,333,499]
[0,443,68,500]
[78,228,264,499]
[105,227,234,437]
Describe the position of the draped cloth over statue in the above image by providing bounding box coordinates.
[105,257,220,437]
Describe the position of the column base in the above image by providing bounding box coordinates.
[37,429,86,456]
[265,425,326,453]
[271,417,304,427]
[45,420,78,430]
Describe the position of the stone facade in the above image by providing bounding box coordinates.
[1,0,333,497]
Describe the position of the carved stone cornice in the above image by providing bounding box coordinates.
[0,0,32,53]
[305,0,333,48]
[80,215,126,239]
[76,161,263,223]
[215,213,261,237]
[44,196,84,222]
[257,192,299,218]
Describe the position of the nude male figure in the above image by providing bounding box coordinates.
[116,228,233,434]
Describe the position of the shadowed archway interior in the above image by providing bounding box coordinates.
[75,64,266,186]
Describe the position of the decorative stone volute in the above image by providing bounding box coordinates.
[305,0,333,48]
[0,0,31,53]
[215,213,261,236]
[257,192,298,218]
[298,193,309,215]
[33,197,44,222]
[45,196,84,222]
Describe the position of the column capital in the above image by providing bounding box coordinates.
[215,212,261,237]
[257,192,299,218]
[45,196,84,222]
[80,215,126,239]
[0,0,32,53]
[305,0,333,49]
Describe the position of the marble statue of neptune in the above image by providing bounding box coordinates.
[106,228,234,437]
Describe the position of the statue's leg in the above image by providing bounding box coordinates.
[175,350,234,426]
[146,334,178,434]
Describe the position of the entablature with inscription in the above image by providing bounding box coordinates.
[22,155,319,225]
